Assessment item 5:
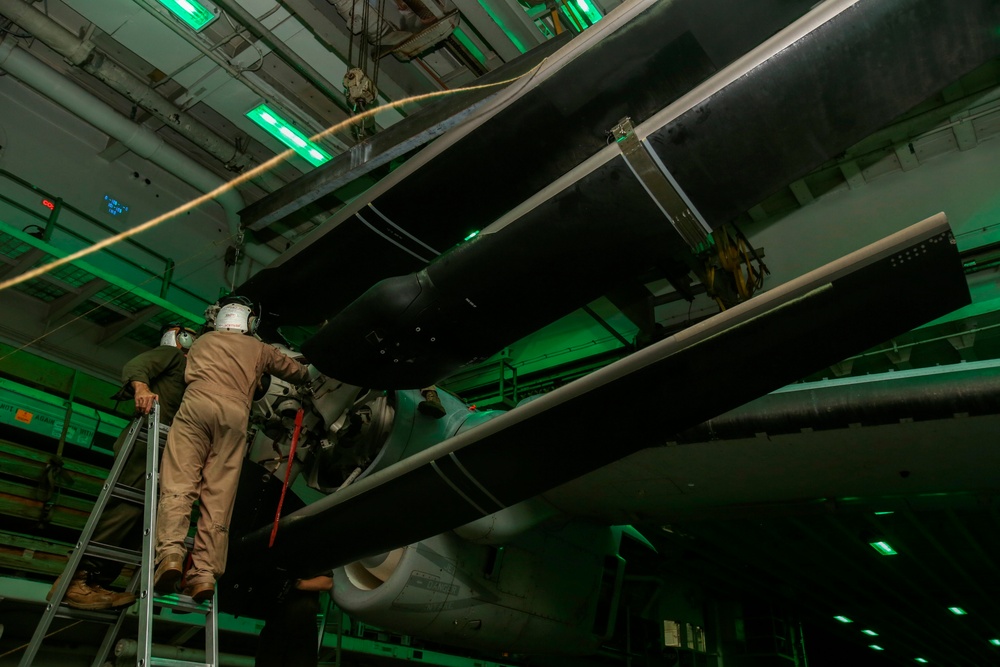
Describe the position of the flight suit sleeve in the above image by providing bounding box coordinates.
[119,347,182,395]
[261,345,311,385]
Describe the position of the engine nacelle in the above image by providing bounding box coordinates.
[333,520,625,654]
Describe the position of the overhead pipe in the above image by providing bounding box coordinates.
[114,639,255,666]
[0,0,256,171]
[0,39,278,265]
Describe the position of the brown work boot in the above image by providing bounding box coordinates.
[417,390,446,419]
[154,553,184,593]
[85,583,135,609]
[183,580,215,604]
[48,570,135,610]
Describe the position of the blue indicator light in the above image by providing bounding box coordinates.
[105,195,130,217]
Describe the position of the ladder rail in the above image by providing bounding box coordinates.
[23,400,220,667]
[137,401,161,667]
[18,414,147,667]
[88,566,142,667]
[204,598,219,667]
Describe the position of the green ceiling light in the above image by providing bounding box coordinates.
[869,541,898,555]
[915,659,929,664]
[834,616,853,624]
[453,29,487,66]
[869,645,885,651]
[874,510,895,515]
[574,0,602,25]
[156,0,219,31]
[562,1,586,31]
[862,629,879,637]
[464,230,480,241]
[989,639,1000,646]
[948,607,968,616]
[246,104,332,167]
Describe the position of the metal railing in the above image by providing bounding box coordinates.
[0,168,208,304]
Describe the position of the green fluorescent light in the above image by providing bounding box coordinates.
[562,0,586,31]
[915,659,929,664]
[834,616,853,624]
[574,0,602,24]
[870,541,898,555]
[454,29,486,66]
[869,645,884,651]
[156,0,219,31]
[464,230,480,241]
[990,639,1000,646]
[874,510,895,515]
[862,629,879,637]
[246,104,332,167]
[948,607,968,616]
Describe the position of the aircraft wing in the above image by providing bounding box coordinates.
[542,361,1000,525]
[232,213,970,576]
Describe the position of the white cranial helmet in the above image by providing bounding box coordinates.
[160,323,197,350]
[214,296,259,334]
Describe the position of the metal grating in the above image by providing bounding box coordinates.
[0,232,33,259]
[15,279,66,303]
[48,263,94,288]
[0,220,204,352]
[70,301,125,327]
[90,286,150,316]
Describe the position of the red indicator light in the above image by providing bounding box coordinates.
[41,199,55,211]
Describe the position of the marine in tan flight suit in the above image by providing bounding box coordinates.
[153,297,309,601]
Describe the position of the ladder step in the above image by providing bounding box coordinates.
[149,659,213,667]
[111,484,144,503]
[154,594,215,615]
[54,607,125,624]
[86,542,142,565]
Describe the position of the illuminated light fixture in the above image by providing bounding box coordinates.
[862,629,879,637]
[874,510,895,515]
[915,659,929,664]
[246,104,332,167]
[156,0,219,31]
[948,607,968,616]
[834,616,853,624]
[990,639,1000,646]
[869,645,884,651]
[869,541,898,555]
[464,230,480,241]
[574,0,602,24]
[453,29,486,66]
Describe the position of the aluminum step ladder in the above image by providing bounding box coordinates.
[19,403,219,667]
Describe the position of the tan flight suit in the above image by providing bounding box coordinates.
[155,330,309,588]
[85,345,187,585]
